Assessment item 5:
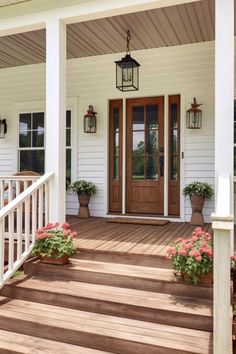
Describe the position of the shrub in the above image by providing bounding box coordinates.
[183,182,214,200]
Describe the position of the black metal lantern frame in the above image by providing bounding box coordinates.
[115,30,140,92]
[0,119,7,138]
[186,98,202,129]
[84,105,97,133]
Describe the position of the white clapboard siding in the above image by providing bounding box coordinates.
[0,39,231,220]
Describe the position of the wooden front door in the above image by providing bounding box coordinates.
[126,97,164,214]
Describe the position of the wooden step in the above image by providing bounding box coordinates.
[76,248,173,268]
[1,274,213,332]
[24,258,213,300]
[0,297,212,354]
[0,329,110,354]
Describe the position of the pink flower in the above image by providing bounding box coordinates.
[36,228,44,234]
[195,255,202,262]
[52,222,60,228]
[61,223,70,230]
[191,236,198,242]
[178,249,187,256]
[62,230,71,237]
[71,231,78,238]
[186,243,193,249]
[231,255,236,261]
[36,232,51,240]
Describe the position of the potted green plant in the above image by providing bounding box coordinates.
[31,222,78,265]
[166,227,213,285]
[69,180,96,218]
[183,181,214,225]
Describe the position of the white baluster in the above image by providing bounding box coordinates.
[38,187,43,228]
[45,182,49,225]
[24,180,28,192]
[16,204,22,261]
[32,192,37,243]
[24,197,30,251]
[8,211,14,271]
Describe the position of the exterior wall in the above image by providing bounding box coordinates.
[0,40,215,221]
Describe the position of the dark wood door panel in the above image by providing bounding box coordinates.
[109,100,123,212]
[126,97,164,214]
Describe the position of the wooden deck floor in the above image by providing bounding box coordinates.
[68,216,212,257]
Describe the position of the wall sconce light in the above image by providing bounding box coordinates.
[186,98,202,129]
[84,105,97,133]
[115,30,140,92]
[0,119,7,138]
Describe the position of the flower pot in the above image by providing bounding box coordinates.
[40,255,69,265]
[181,271,213,285]
[233,321,236,339]
[78,193,90,218]
[190,195,205,226]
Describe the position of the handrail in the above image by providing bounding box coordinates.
[0,172,54,289]
[0,176,39,181]
[0,172,53,220]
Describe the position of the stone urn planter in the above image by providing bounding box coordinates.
[69,180,97,219]
[78,193,91,218]
[190,195,205,226]
[183,182,214,226]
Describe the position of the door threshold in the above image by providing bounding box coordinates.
[106,213,182,222]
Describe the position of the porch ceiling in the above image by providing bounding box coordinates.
[0,0,225,69]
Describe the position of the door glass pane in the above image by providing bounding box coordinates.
[146,130,158,155]
[133,131,144,154]
[19,131,31,147]
[146,104,158,129]
[171,130,178,154]
[132,155,144,179]
[114,132,119,155]
[171,104,178,129]
[146,156,158,180]
[132,106,144,130]
[66,110,71,128]
[66,149,71,186]
[19,114,31,131]
[114,156,119,180]
[171,156,178,180]
[20,150,45,175]
[114,107,119,132]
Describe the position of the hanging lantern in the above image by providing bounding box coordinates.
[0,119,7,138]
[186,98,202,129]
[84,105,97,133]
[115,30,140,92]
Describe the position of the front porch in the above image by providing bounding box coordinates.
[69,216,212,262]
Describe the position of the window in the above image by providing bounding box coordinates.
[19,112,45,174]
[18,110,72,184]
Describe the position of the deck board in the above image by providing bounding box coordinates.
[69,216,212,257]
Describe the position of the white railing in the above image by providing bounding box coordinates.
[212,173,234,354]
[0,175,40,209]
[0,172,54,289]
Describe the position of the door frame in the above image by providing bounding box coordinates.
[106,91,185,221]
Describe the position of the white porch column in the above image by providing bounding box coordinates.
[213,1,234,354]
[45,18,66,223]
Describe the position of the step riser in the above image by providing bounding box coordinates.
[1,286,213,332]
[24,262,213,300]
[0,316,203,354]
[77,249,173,269]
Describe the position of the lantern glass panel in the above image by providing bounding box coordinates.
[186,111,202,129]
[115,57,139,92]
[84,115,96,133]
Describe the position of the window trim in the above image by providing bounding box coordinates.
[15,98,78,183]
